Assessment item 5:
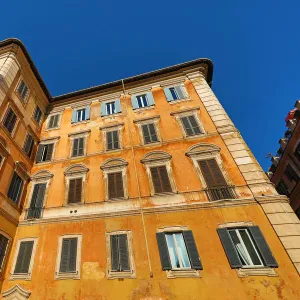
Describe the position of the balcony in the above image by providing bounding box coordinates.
[204,185,236,201]
[26,207,43,220]
[279,138,288,149]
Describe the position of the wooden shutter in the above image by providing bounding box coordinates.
[4,109,17,133]
[150,166,172,194]
[68,178,82,203]
[156,232,172,270]
[188,116,201,134]
[30,183,46,208]
[183,230,203,270]
[110,235,119,271]
[85,106,90,120]
[7,172,23,204]
[14,241,34,274]
[72,138,79,157]
[48,115,59,129]
[148,123,158,142]
[113,131,119,149]
[107,131,113,150]
[142,124,151,144]
[0,234,9,269]
[78,138,84,156]
[198,159,227,187]
[108,172,124,199]
[119,234,130,271]
[60,238,77,273]
[181,117,193,136]
[35,144,44,163]
[217,228,242,268]
[71,110,77,123]
[45,143,54,161]
[24,134,34,156]
[248,226,278,268]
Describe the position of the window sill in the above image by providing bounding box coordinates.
[166,269,200,278]
[70,155,86,160]
[107,270,136,279]
[184,133,206,140]
[106,197,128,202]
[133,105,155,112]
[71,120,90,126]
[169,97,191,104]
[35,160,53,166]
[153,192,176,197]
[236,267,277,277]
[101,112,122,119]
[55,271,80,280]
[44,126,60,132]
[105,148,122,153]
[10,273,32,281]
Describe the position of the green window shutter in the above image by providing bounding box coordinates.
[101,102,107,116]
[183,230,203,270]
[71,110,77,123]
[146,92,155,106]
[118,234,130,271]
[163,88,173,102]
[175,85,185,99]
[14,241,34,274]
[45,144,54,161]
[115,100,121,113]
[156,232,172,270]
[198,159,227,187]
[110,235,119,271]
[131,96,139,110]
[0,234,9,269]
[217,228,242,268]
[60,238,78,273]
[148,123,158,142]
[249,226,278,268]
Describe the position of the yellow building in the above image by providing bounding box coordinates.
[0,38,300,299]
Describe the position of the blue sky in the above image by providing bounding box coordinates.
[1,1,299,170]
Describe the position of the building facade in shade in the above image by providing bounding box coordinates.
[268,101,300,217]
[0,39,300,299]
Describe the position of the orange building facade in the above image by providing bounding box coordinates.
[0,39,300,299]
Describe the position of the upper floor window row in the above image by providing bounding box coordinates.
[71,106,90,123]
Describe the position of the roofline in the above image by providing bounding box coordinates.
[0,38,214,103]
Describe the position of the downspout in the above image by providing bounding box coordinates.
[121,79,153,277]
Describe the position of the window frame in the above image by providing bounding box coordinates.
[105,101,116,115]
[1,105,19,137]
[164,83,189,103]
[36,137,60,164]
[15,78,30,103]
[10,237,38,280]
[100,123,124,152]
[55,234,82,280]
[136,94,149,108]
[106,230,136,279]
[0,230,12,277]
[32,105,43,125]
[46,113,62,130]
[68,130,90,159]
[134,116,161,146]
[23,132,35,158]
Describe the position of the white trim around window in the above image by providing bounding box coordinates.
[68,130,90,159]
[46,113,62,130]
[99,123,124,152]
[134,116,161,146]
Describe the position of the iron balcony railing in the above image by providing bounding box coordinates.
[26,207,43,220]
[204,185,237,201]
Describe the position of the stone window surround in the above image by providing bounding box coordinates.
[100,158,129,201]
[129,88,155,112]
[140,151,177,196]
[0,230,12,277]
[0,138,10,172]
[162,81,190,104]
[64,164,89,206]
[217,221,278,277]
[185,143,232,190]
[37,136,60,164]
[157,225,201,279]
[68,130,91,159]
[15,77,30,105]
[0,101,22,138]
[71,104,90,125]
[55,234,82,280]
[99,123,124,152]
[9,237,38,281]
[25,170,54,218]
[133,116,161,146]
[170,107,205,139]
[45,112,63,131]
[106,230,136,279]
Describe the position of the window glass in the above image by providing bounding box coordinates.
[106,102,116,115]
[3,108,17,133]
[137,94,148,108]
[169,87,179,100]
[17,80,29,101]
[76,109,86,122]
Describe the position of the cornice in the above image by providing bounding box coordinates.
[99,122,124,130]
[133,115,160,123]
[170,106,200,116]
[68,129,91,137]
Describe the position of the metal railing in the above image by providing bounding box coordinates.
[204,185,237,201]
[26,207,43,220]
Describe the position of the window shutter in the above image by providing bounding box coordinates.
[115,172,124,198]
[198,159,227,187]
[164,88,173,102]
[217,228,242,268]
[60,238,77,273]
[78,138,84,156]
[36,144,44,163]
[149,123,158,142]
[156,232,172,270]
[181,117,193,136]
[248,226,278,268]
[113,131,119,149]
[0,234,9,269]
[107,132,113,150]
[45,143,54,161]
[14,241,34,274]
[100,102,106,116]
[72,138,79,157]
[188,116,201,134]
[85,106,90,120]
[69,238,78,272]
[118,234,130,271]
[24,134,34,156]
[108,172,124,199]
[7,173,17,200]
[146,92,155,106]
[53,114,59,127]
[115,100,121,113]
[71,110,77,123]
[110,235,119,271]
[131,96,139,110]
[68,178,82,203]
[150,167,161,193]
[183,230,203,270]
[48,116,54,128]
[175,85,185,99]
[8,172,23,204]
[108,173,116,199]
[151,166,172,194]
[30,184,46,209]
[142,124,151,144]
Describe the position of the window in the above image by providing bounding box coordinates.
[276,180,290,196]
[16,80,29,101]
[294,143,300,161]
[33,105,42,124]
[150,166,172,194]
[142,123,158,144]
[164,84,187,102]
[180,116,202,136]
[47,114,60,129]
[71,106,90,123]
[108,172,124,199]
[217,226,278,270]
[0,233,9,271]
[7,172,23,204]
[10,238,38,280]
[198,159,236,201]
[55,235,81,279]
[156,230,202,277]
[68,178,82,204]
[36,143,54,163]
[3,108,17,134]
[72,138,84,157]
[27,183,46,219]
[284,164,300,184]
[100,100,121,116]
[137,94,148,108]
[23,133,34,157]
[131,92,155,110]
[107,130,120,150]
